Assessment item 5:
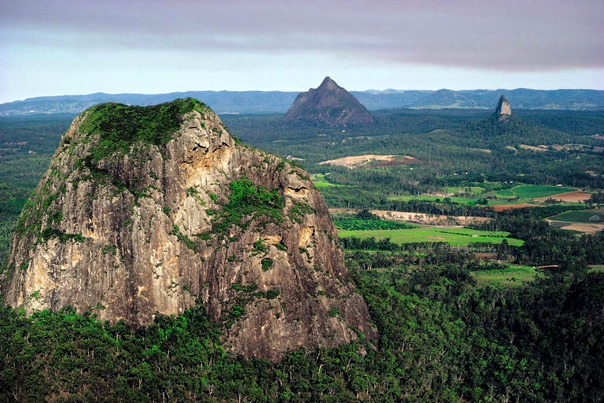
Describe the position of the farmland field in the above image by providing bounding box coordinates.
[510,185,577,199]
[338,226,524,246]
[311,174,341,188]
[471,265,537,287]
[493,188,517,198]
[550,209,603,223]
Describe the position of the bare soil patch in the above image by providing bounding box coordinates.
[519,144,548,152]
[330,208,490,226]
[534,191,592,203]
[549,222,604,234]
[490,203,536,212]
[319,154,418,169]
[366,210,490,226]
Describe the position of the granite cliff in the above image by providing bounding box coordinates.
[496,95,512,121]
[1,98,375,360]
[283,77,374,125]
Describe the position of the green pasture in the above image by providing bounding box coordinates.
[338,226,523,246]
[443,186,485,195]
[550,209,603,223]
[388,184,581,207]
[492,188,517,199]
[510,185,577,199]
[311,174,341,188]
[474,264,604,288]
[471,265,537,287]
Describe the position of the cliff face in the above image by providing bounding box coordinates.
[1,98,375,360]
[283,77,375,125]
[496,95,512,121]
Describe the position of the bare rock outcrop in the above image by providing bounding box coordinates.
[1,98,376,360]
[496,94,512,121]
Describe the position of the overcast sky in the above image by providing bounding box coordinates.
[1,0,602,103]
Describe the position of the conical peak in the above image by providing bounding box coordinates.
[318,76,339,91]
[283,76,374,125]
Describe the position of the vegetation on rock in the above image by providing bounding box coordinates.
[211,177,285,234]
[81,98,209,160]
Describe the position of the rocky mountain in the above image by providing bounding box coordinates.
[1,88,603,116]
[283,77,375,125]
[0,98,376,360]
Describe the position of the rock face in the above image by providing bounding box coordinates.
[496,95,512,121]
[283,77,374,125]
[1,98,375,360]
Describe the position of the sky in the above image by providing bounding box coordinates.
[1,0,603,103]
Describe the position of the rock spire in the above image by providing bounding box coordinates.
[496,95,512,120]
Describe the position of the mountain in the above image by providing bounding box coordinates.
[1,88,603,116]
[0,98,376,360]
[283,77,375,125]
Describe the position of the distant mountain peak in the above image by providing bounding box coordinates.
[283,77,374,125]
[319,76,338,91]
[496,94,512,120]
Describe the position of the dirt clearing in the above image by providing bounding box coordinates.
[319,154,418,169]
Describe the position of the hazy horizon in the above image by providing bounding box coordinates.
[3,84,604,105]
[1,0,602,103]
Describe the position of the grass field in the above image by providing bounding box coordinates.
[550,209,603,223]
[510,185,577,199]
[388,184,580,207]
[473,265,604,287]
[492,188,516,198]
[338,226,524,246]
[471,265,537,287]
[311,174,342,188]
[443,186,485,195]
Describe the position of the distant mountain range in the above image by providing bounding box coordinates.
[1,88,602,116]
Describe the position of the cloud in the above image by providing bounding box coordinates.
[3,0,603,72]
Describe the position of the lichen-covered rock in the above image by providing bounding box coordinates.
[1,98,376,360]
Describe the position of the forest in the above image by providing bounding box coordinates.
[0,106,603,401]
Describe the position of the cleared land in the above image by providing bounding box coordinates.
[338,227,523,247]
[509,185,577,199]
[331,208,491,226]
[319,154,418,169]
[373,210,490,226]
[472,265,537,287]
[534,191,592,203]
[490,203,537,212]
[547,209,604,234]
